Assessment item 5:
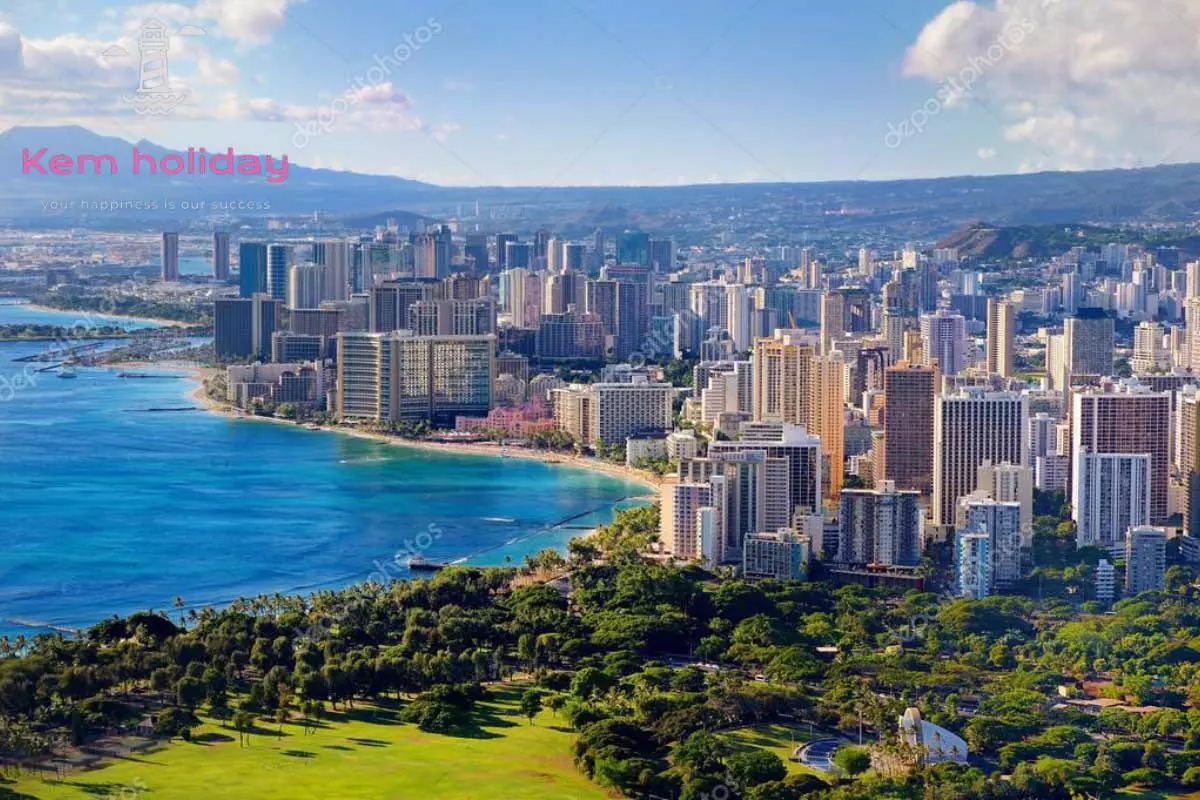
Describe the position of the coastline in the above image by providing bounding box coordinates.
[168,364,663,494]
[22,303,193,329]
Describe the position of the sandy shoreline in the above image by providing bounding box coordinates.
[22,303,193,329]
[158,364,663,495]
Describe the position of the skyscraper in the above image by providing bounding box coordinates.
[267,243,292,302]
[883,361,938,498]
[709,421,823,530]
[315,239,352,302]
[1125,526,1166,595]
[959,497,1022,586]
[212,232,230,282]
[214,294,281,360]
[336,331,495,425]
[752,331,815,426]
[1073,451,1151,556]
[819,291,845,356]
[649,238,676,273]
[496,234,517,269]
[1071,379,1170,522]
[288,264,326,310]
[837,481,924,566]
[956,529,992,599]
[1064,308,1115,380]
[616,231,651,267]
[985,298,1015,377]
[160,232,179,282]
[933,389,1028,526]
[811,353,846,498]
[920,309,967,376]
[238,242,267,298]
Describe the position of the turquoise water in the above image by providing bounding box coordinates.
[0,300,160,329]
[0,306,649,637]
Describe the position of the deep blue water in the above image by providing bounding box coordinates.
[0,305,649,637]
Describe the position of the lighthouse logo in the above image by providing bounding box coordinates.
[113,19,207,116]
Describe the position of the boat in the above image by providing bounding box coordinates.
[304,424,322,431]
[407,555,445,572]
[57,369,77,379]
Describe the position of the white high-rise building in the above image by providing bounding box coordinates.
[1131,321,1168,373]
[1073,451,1151,556]
[956,529,992,599]
[1096,559,1116,604]
[161,231,180,281]
[709,421,823,531]
[933,389,1029,526]
[960,497,1022,586]
[317,240,352,302]
[977,462,1034,547]
[662,483,717,562]
[920,309,967,376]
[288,264,326,310]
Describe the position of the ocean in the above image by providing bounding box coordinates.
[0,303,648,637]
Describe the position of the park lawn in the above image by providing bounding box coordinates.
[4,688,615,800]
[718,723,828,780]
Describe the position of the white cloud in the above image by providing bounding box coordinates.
[976,146,997,160]
[904,0,1200,169]
[194,0,301,44]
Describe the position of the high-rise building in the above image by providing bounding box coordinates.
[1073,451,1151,556]
[238,242,267,298]
[370,280,436,333]
[1096,559,1116,604]
[214,294,281,360]
[819,291,845,355]
[536,311,606,360]
[709,421,823,531]
[662,482,715,562]
[267,243,292,302]
[552,381,674,445]
[920,309,967,376]
[933,389,1028,526]
[616,231,651,267]
[288,264,326,310]
[837,481,924,566]
[1125,526,1167,595]
[648,238,677,273]
[1071,379,1170,522]
[959,497,1022,586]
[812,353,846,499]
[752,331,815,425]
[212,232,230,282]
[956,529,992,599]
[1064,308,1115,380]
[408,298,496,337]
[336,331,495,424]
[1131,321,1167,373]
[562,242,586,273]
[160,232,179,282]
[315,240,352,302]
[883,362,938,498]
[976,461,1034,547]
[742,530,809,580]
[464,234,489,274]
[985,298,1015,377]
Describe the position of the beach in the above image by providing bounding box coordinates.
[176,365,664,494]
[23,303,193,329]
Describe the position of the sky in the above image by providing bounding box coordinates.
[2,0,1199,187]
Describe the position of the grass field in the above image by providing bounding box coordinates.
[718,722,827,780]
[1,688,614,800]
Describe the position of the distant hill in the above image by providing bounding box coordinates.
[938,221,1200,261]
[0,125,439,225]
[10,125,1200,236]
[936,222,1137,259]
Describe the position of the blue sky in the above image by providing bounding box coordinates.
[2,0,1197,186]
